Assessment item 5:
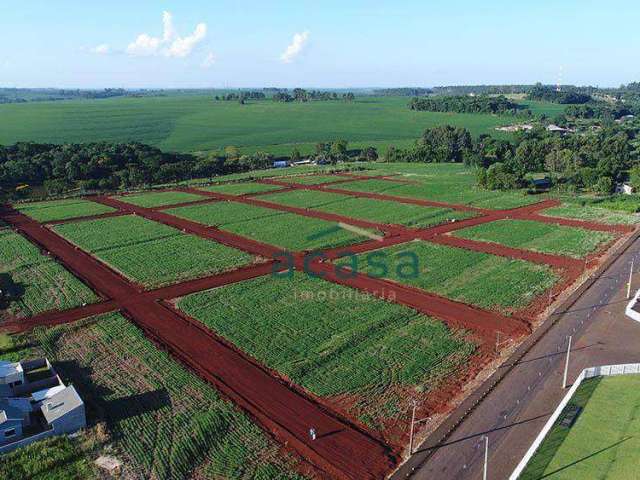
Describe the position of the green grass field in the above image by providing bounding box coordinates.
[53,215,252,288]
[199,181,285,196]
[0,229,98,318]
[454,219,613,258]
[521,375,640,480]
[31,313,304,480]
[542,204,640,225]
[279,174,351,185]
[15,198,116,223]
[178,273,474,428]
[0,96,519,156]
[167,201,373,251]
[260,189,476,227]
[344,240,557,311]
[114,190,205,208]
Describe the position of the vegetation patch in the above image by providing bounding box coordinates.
[345,240,557,311]
[15,198,116,223]
[168,201,372,251]
[0,229,98,318]
[521,375,640,480]
[262,189,476,227]
[29,313,304,480]
[53,215,252,288]
[200,181,284,196]
[178,273,474,427]
[542,204,640,225]
[280,175,350,185]
[454,219,613,258]
[114,190,205,208]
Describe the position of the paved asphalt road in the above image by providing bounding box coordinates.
[406,238,640,480]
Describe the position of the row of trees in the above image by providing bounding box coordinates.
[214,91,266,101]
[528,84,592,104]
[563,102,635,121]
[409,95,524,115]
[273,89,356,102]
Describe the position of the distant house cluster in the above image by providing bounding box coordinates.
[0,358,85,454]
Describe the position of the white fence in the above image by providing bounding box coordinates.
[625,289,640,322]
[509,363,640,479]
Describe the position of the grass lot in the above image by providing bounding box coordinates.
[114,190,205,208]
[521,375,640,480]
[454,219,613,258]
[542,204,640,225]
[345,240,557,311]
[167,201,373,251]
[27,313,304,480]
[0,95,516,156]
[15,198,116,223]
[53,215,252,288]
[332,165,538,210]
[261,189,476,227]
[199,181,285,196]
[0,230,98,318]
[178,273,474,427]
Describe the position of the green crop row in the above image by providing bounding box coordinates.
[15,198,116,223]
[114,190,206,208]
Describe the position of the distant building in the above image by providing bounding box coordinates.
[531,178,552,191]
[495,124,534,132]
[615,182,634,195]
[0,358,85,454]
[546,124,575,134]
[273,160,290,168]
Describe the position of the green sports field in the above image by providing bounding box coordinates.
[178,273,474,427]
[15,198,116,223]
[453,219,613,258]
[345,240,558,311]
[167,201,374,251]
[260,189,476,227]
[521,375,640,480]
[0,95,521,156]
[0,229,98,318]
[53,215,252,288]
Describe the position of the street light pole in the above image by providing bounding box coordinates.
[627,259,634,299]
[409,400,417,455]
[562,335,573,389]
[483,435,489,480]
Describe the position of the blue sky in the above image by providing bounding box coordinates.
[1,0,639,88]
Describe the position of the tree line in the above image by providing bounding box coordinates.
[527,84,592,104]
[409,95,525,115]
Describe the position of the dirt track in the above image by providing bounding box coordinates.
[1,175,632,479]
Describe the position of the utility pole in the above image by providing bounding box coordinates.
[627,259,634,299]
[562,335,573,389]
[483,435,489,480]
[409,400,418,455]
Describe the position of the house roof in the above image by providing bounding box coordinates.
[0,361,23,380]
[41,385,83,424]
[31,385,67,403]
[0,401,23,424]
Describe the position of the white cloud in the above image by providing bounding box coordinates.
[201,52,216,68]
[125,11,207,58]
[280,31,310,63]
[91,44,111,55]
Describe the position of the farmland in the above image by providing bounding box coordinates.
[15,198,116,222]
[53,215,252,287]
[521,375,640,480]
[0,229,97,318]
[0,95,522,156]
[114,190,205,208]
[542,203,640,225]
[33,313,305,480]
[168,201,374,251]
[346,241,558,311]
[453,219,613,258]
[178,273,475,428]
[200,181,285,196]
[260,189,476,227]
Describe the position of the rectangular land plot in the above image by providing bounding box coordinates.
[521,375,640,480]
[279,175,350,185]
[335,178,538,210]
[0,230,98,318]
[53,215,252,288]
[346,240,558,311]
[168,201,374,251]
[33,313,304,480]
[178,273,474,428]
[114,190,206,208]
[541,204,640,225]
[261,189,477,227]
[15,198,116,223]
[453,219,613,258]
[199,182,285,196]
